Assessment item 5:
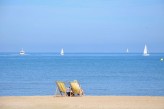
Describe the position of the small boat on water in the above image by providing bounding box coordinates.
[60,48,64,56]
[126,48,129,53]
[20,48,25,55]
[143,44,149,56]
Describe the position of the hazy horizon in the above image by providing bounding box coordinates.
[0,51,164,54]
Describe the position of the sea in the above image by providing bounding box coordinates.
[0,53,164,96]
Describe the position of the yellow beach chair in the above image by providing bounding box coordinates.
[55,81,67,96]
[70,80,84,96]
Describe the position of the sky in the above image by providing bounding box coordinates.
[0,0,164,53]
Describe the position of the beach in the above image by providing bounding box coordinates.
[1,96,164,109]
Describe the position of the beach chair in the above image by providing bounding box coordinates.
[70,80,84,96]
[55,81,67,97]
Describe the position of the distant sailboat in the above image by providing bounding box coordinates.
[60,48,64,56]
[20,48,25,55]
[143,44,149,56]
[126,48,129,53]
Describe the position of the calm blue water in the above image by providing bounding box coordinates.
[0,53,164,96]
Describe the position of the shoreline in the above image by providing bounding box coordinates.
[1,96,164,109]
[1,95,164,97]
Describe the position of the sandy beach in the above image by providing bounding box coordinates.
[0,96,164,109]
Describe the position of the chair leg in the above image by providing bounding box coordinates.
[55,87,58,97]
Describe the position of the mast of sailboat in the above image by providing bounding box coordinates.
[143,44,149,56]
[21,48,24,52]
[126,48,129,53]
[144,45,147,54]
[60,48,64,56]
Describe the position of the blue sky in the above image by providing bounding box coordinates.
[0,0,164,53]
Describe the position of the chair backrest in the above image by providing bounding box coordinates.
[56,81,67,93]
[70,80,81,94]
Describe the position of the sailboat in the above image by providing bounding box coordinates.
[20,48,25,55]
[126,48,129,53]
[143,44,149,56]
[60,48,64,56]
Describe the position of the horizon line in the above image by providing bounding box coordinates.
[0,52,164,54]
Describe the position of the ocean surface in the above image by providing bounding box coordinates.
[0,53,164,96]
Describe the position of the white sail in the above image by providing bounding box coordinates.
[60,48,64,56]
[20,48,25,55]
[126,48,129,53]
[143,44,149,56]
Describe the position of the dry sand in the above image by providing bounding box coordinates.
[0,96,164,109]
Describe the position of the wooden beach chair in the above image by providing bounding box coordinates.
[55,81,67,97]
[70,80,84,96]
